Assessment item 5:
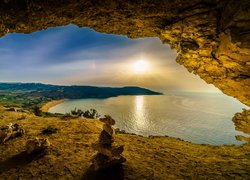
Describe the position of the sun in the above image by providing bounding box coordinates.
[133,59,150,73]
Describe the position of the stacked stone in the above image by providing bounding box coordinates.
[91,115,126,171]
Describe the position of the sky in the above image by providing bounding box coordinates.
[0,24,220,93]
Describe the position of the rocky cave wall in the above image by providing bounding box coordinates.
[0,0,249,105]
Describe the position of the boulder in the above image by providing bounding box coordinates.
[0,123,25,144]
[26,137,51,154]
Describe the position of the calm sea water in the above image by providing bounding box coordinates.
[49,92,249,145]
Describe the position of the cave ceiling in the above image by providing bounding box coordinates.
[0,0,249,105]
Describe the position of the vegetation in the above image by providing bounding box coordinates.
[0,82,162,102]
[115,128,128,134]
[33,106,42,116]
[0,90,50,110]
[115,128,137,135]
[70,108,101,119]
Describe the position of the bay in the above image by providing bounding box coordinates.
[49,92,249,145]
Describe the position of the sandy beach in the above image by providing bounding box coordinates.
[40,99,65,112]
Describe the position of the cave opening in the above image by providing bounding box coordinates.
[0,0,249,178]
[0,24,248,145]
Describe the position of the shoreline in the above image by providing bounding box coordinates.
[40,99,65,112]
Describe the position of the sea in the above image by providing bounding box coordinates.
[49,91,249,145]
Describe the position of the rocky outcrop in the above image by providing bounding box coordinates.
[91,115,126,170]
[0,0,249,105]
[232,109,250,134]
[0,123,25,144]
[26,137,51,154]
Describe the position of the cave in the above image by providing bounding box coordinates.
[0,0,249,106]
[0,0,249,179]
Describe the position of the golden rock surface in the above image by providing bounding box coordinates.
[0,0,249,105]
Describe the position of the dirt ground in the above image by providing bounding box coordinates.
[0,107,249,179]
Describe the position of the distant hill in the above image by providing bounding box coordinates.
[0,83,162,99]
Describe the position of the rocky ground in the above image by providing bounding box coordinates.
[0,107,249,179]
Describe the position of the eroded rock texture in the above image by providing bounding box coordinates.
[0,0,249,105]
[233,109,250,134]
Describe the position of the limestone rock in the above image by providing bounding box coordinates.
[0,0,249,106]
[92,143,124,158]
[100,115,115,126]
[91,116,126,171]
[91,153,126,171]
[26,137,51,154]
[0,123,25,144]
[98,130,114,145]
[0,130,12,144]
[232,109,250,134]
[103,124,114,136]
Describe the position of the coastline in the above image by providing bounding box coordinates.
[40,99,65,112]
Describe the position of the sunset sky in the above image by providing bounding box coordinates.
[0,24,219,93]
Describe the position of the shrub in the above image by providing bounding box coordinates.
[82,109,100,119]
[115,128,127,134]
[70,108,100,119]
[70,108,83,117]
[33,106,42,116]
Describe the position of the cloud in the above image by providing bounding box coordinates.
[0,24,219,92]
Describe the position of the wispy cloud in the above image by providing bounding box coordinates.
[0,24,219,92]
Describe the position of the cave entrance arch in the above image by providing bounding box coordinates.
[1,23,248,144]
[0,0,249,106]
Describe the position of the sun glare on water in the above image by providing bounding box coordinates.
[133,59,150,73]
